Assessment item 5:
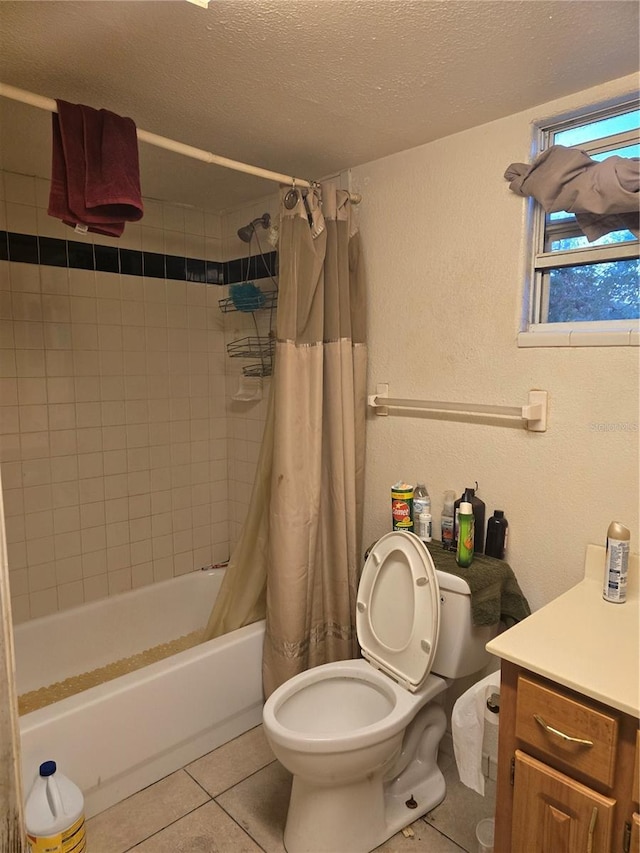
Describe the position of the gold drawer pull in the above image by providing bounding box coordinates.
[586,806,597,853]
[533,714,594,747]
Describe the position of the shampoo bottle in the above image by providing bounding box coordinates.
[485,510,508,559]
[456,501,474,568]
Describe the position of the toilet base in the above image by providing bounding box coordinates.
[284,772,387,853]
[384,761,446,839]
[282,765,446,853]
[282,703,448,853]
[383,702,447,837]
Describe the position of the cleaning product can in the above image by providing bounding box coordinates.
[485,510,509,559]
[456,501,475,568]
[391,482,414,532]
[441,490,456,550]
[603,521,631,603]
[25,761,86,853]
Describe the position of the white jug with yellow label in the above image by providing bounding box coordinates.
[25,761,86,853]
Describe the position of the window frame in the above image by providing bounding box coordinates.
[520,97,640,347]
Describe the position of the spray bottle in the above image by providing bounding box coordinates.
[603,521,630,603]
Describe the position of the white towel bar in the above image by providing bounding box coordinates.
[368,385,548,432]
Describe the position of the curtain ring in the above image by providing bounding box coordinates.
[284,178,298,210]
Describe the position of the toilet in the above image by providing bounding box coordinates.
[262,530,498,853]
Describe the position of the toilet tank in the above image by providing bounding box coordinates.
[431,569,498,678]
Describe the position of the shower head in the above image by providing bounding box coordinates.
[237,212,271,243]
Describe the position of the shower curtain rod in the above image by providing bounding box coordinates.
[0,82,361,203]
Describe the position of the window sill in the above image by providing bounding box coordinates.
[518,329,639,348]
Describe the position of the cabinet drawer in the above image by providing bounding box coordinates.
[515,676,619,788]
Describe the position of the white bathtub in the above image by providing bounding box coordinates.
[14,569,265,818]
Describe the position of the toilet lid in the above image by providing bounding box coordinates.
[357,531,440,692]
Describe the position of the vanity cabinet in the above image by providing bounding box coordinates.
[494,661,640,853]
[631,732,640,851]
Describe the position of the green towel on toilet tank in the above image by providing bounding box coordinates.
[364,539,531,628]
[424,541,531,627]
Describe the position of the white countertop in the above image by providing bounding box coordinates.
[486,544,640,718]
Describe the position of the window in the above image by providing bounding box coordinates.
[522,100,639,346]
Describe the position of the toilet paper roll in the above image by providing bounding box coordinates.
[451,670,500,796]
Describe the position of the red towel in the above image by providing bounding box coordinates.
[48,99,143,237]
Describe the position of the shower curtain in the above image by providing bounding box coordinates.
[203,182,367,696]
[0,475,26,850]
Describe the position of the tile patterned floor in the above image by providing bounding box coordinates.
[86,726,496,853]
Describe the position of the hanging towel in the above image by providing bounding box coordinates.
[48,99,143,237]
[504,145,639,242]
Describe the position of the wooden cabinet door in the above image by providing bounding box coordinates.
[633,731,640,808]
[630,813,640,853]
[512,751,616,853]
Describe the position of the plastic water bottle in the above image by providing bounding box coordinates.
[413,483,430,526]
[25,761,86,853]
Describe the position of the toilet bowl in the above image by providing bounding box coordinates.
[263,531,497,853]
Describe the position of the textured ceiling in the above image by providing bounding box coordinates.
[0,0,638,213]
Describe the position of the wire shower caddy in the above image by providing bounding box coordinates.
[221,287,278,378]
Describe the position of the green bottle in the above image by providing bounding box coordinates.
[456,501,474,568]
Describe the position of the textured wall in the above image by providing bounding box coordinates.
[1,2,639,212]
[352,74,639,612]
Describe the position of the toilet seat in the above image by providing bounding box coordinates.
[357,531,440,692]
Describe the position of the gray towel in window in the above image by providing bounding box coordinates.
[505,145,639,241]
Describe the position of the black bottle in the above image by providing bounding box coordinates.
[453,486,486,554]
[485,510,508,559]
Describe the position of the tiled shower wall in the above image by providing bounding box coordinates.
[0,169,276,623]
[222,195,279,550]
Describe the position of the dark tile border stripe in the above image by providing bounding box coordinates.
[0,230,277,286]
[225,251,278,286]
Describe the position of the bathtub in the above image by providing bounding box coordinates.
[14,569,265,818]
